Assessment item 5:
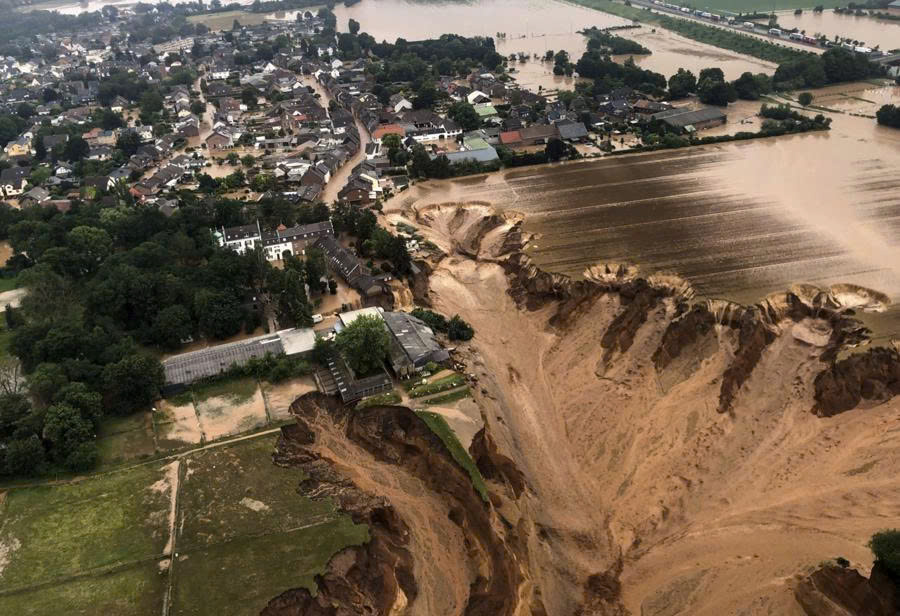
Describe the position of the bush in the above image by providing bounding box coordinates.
[798,92,813,106]
[869,530,900,578]
[447,315,474,341]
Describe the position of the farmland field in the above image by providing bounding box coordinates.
[0,435,368,616]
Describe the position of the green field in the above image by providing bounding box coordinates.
[0,436,369,615]
[187,10,270,31]
[0,561,167,616]
[416,411,489,503]
[0,464,172,593]
[409,373,467,398]
[423,387,472,406]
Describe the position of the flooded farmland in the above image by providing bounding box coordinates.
[775,9,900,51]
[333,0,778,82]
[390,82,900,341]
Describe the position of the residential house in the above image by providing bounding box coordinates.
[0,167,29,198]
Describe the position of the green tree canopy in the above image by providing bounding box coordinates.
[335,315,390,376]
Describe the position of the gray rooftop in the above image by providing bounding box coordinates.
[383,311,450,368]
[652,107,727,128]
[163,333,283,385]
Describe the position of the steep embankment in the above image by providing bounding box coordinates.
[398,203,900,616]
[262,393,522,616]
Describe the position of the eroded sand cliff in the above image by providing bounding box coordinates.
[267,203,900,615]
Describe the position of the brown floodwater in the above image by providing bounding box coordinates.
[389,82,900,341]
[775,9,900,51]
[333,0,778,83]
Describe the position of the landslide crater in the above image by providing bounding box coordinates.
[263,393,523,616]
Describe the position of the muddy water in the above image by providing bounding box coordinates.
[333,0,776,84]
[775,9,900,51]
[391,82,900,340]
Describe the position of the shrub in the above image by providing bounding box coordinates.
[869,530,900,578]
[798,92,813,106]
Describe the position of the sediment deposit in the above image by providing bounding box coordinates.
[267,203,900,616]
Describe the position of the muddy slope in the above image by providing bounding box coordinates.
[393,203,900,616]
[794,563,899,616]
[262,394,522,616]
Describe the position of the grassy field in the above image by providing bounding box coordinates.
[409,373,467,398]
[0,277,18,293]
[423,387,472,406]
[187,10,270,31]
[172,518,367,616]
[0,561,167,616]
[416,411,489,503]
[356,389,402,408]
[0,464,172,593]
[0,435,369,616]
[173,435,368,615]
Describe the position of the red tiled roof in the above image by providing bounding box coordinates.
[499,130,521,145]
[373,124,406,139]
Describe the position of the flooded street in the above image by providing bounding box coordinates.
[389,82,900,340]
[775,9,900,51]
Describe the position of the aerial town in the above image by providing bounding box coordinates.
[0,0,899,614]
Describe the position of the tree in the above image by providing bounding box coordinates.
[116,130,141,156]
[4,435,45,476]
[732,72,760,100]
[34,136,47,161]
[63,136,90,162]
[139,89,164,116]
[413,82,438,110]
[190,100,206,115]
[798,92,813,106]
[447,315,474,341]
[153,305,193,349]
[870,530,900,579]
[241,154,256,167]
[348,18,360,35]
[68,226,113,275]
[241,86,258,109]
[698,79,737,106]
[545,137,566,162]
[0,391,30,438]
[195,290,244,339]
[101,353,164,415]
[668,68,696,99]
[43,403,93,462]
[698,67,725,84]
[876,104,900,129]
[335,315,390,376]
[16,102,35,120]
[447,101,480,131]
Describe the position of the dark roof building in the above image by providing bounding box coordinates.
[382,311,450,378]
[652,107,727,133]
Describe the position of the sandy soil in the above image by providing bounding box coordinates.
[397,203,900,615]
[0,241,12,268]
[195,388,268,441]
[300,404,479,616]
[155,400,204,447]
[262,377,318,421]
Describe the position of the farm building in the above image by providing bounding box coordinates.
[652,107,727,133]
